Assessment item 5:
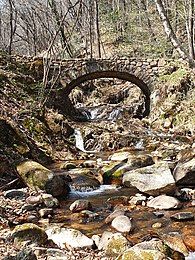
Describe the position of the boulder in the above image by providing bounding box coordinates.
[98,231,131,257]
[46,227,94,249]
[120,239,166,260]
[123,161,176,196]
[173,158,195,185]
[147,195,181,209]
[12,223,48,245]
[162,232,189,256]
[16,160,69,197]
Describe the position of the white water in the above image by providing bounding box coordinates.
[186,252,195,260]
[74,129,97,153]
[69,185,119,198]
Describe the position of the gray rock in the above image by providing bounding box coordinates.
[46,227,94,249]
[147,195,181,209]
[111,215,132,233]
[69,199,91,212]
[4,189,27,200]
[26,195,42,205]
[173,158,195,185]
[170,212,194,221]
[105,209,125,224]
[123,161,176,196]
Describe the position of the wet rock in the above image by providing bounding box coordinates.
[153,211,165,218]
[46,227,94,249]
[162,232,189,256]
[69,199,92,212]
[147,195,181,209]
[173,157,195,185]
[106,196,129,206]
[120,239,166,260]
[103,153,153,183]
[11,223,48,245]
[4,189,27,200]
[39,208,53,218]
[80,210,98,219]
[129,193,147,205]
[60,162,76,170]
[123,161,176,196]
[105,209,125,224]
[171,212,194,221]
[111,215,132,233]
[69,168,101,190]
[16,160,69,197]
[26,215,39,223]
[104,233,131,256]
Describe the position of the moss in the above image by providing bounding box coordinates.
[12,223,48,245]
[159,67,188,86]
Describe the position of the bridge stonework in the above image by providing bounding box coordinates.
[54,57,167,90]
[49,57,169,120]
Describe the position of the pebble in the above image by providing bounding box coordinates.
[39,208,53,218]
[152,222,162,228]
[69,199,92,212]
[111,215,132,233]
[105,209,125,224]
[26,196,42,205]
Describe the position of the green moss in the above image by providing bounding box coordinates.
[159,67,188,86]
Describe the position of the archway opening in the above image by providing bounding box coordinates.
[62,71,151,121]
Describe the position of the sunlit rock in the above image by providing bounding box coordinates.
[16,160,69,197]
[111,215,132,233]
[101,232,131,256]
[46,227,94,249]
[123,161,176,196]
[147,195,180,209]
[173,157,195,185]
[120,239,166,260]
[162,232,189,256]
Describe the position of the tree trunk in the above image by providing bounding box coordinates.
[187,0,195,61]
[154,0,188,60]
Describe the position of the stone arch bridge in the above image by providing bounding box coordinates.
[48,57,168,120]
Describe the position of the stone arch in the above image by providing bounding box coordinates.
[53,71,151,121]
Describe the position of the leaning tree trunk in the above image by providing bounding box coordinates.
[154,0,188,61]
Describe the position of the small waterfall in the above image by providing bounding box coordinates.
[108,107,122,121]
[74,129,86,152]
[74,129,97,153]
